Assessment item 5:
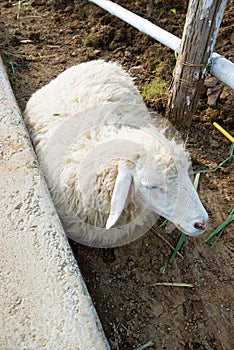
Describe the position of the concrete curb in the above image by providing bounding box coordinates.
[0,56,110,349]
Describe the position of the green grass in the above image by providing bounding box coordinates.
[4,51,15,74]
[168,143,234,261]
[141,61,168,102]
[142,80,167,99]
[192,142,234,175]
[205,206,234,249]
[168,173,201,264]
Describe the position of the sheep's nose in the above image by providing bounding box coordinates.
[194,222,208,231]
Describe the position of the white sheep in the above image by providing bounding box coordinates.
[24,59,208,247]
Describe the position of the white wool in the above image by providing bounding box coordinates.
[24,59,207,247]
[24,60,149,153]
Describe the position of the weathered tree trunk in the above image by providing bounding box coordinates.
[167,0,227,130]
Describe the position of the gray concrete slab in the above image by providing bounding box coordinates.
[0,56,110,350]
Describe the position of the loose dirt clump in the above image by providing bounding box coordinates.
[1,1,233,349]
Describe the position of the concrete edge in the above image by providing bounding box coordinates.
[0,56,110,349]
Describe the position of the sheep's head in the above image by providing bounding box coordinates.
[43,113,208,247]
[106,156,209,236]
[59,122,208,237]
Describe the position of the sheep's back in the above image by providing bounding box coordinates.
[24,60,151,154]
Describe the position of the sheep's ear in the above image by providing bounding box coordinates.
[106,166,132,230]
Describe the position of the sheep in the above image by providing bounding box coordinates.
[24,59,208,247]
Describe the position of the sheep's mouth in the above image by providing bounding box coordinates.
[175,224,206,236]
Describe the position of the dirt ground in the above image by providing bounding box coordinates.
[1,1,234,349]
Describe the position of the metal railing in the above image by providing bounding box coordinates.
[89,0,234,90]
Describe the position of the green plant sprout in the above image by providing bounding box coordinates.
[135,340,154,350]
[170,143,233,261]
[156,123,233,262]
[169,231,186,264]
[205,206,234,250]
[168,173,201,264]
[192,142,234,175]
[4,51,15,74]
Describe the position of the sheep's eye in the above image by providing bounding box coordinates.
[140,178,162,190]
[144,185,159,189]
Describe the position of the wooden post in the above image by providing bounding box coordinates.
[167,0,227,130]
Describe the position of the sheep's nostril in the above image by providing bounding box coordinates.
[194,222,208,231]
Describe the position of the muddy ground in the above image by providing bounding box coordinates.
[0,1,234,349]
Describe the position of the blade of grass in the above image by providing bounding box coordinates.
[154,282,193,288]
[169,232,186,264]
[192,143,234,175]
[205,206,234,249]
[158,219,168,228]
[4,51,15,74]
[134,340,154,350]
[150,226,183,258]
[169,173,201,263]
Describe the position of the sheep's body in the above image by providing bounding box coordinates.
[24,60,150,153]
[24,60,208,247]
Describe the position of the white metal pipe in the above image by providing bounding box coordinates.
[89,0,181,52]
[89,0,234,90]
[211,53,234,90]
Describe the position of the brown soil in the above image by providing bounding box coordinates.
[1,1,233,349]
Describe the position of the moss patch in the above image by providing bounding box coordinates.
[141,61,169,112]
